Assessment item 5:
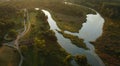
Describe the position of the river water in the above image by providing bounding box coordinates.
[42,9,105,66]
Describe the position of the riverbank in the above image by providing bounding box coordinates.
[50,3,96,32]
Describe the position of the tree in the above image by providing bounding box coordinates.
[64,54,72,64]
[34,37,46,49]
[74,54,90,66]
[36,11,48,22]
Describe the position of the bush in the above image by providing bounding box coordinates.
[74,54,89,66]
[36,11,48,22]
[64,54,72,63]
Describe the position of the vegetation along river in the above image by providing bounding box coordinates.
[42,9,105,66]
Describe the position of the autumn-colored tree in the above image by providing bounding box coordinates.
[74,54,90,66]
[34,37,46,50]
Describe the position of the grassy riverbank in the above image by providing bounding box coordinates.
[2,0,95,33]
[50,3,95,32]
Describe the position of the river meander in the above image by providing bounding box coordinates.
[42,9,105,66]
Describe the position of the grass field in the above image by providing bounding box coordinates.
[0,46,20,66]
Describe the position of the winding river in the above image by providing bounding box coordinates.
[42,9,105,66]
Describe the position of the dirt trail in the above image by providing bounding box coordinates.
[3,8,31,66]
